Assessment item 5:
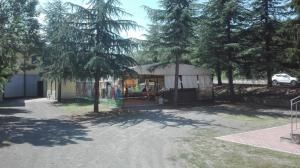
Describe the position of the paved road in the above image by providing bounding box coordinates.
[0,99,289,168]
[0,99,199,168]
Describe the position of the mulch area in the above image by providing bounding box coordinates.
[214,85,300,108]
[216,125,300,155]
[215,84,300,98]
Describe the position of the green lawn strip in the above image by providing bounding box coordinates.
[178,111,297,168]
[217,113,290,129]
[180,129,300,168]
[57,98,123,114]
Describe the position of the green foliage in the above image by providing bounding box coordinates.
[190,0,227,84]
[193,0,296,88]
[146,0,195,62]
[132,24,169,65]
[193,0,248,95]
[0,1,20,93]
[41,0,138,111]
[278,0,300,77]
[0,0,40,94]
[247,0,291,84]
[144,0,196,105]
[42,0,73,82]
[66,0,138,80]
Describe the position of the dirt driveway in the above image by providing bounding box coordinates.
[0,98,291,168]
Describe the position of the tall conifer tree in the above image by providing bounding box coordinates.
[251,0,290,86]
[146,0,195,106]
[67,0,137,112]
[43,0,73,102]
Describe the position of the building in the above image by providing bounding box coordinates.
[45,63,213,103]
[3,56,46,99]
[126,63,213,103]
[46,80,77,100]
[46,79,121,100]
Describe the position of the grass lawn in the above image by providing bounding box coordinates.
[56,98,123,115]
[180,130,300,168]
[178,109,300,168]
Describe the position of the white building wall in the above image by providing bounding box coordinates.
[47,80,77,100]
[61,81,76,99]
[4,75,24,98]
[4,74,41,98]
[164,75,211,89]
[47,81,57,100]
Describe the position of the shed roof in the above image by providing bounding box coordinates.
[133,63,211,76]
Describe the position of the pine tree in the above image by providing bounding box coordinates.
[251,0,291,86]
[221,0,248,97]
[293,0,300,17]
[67,0,137,112]
[133,23,170,65]
[146,0,195,106]
[43,0,73,102]
[279,0,300,76]
[193,0,227,86]
[196,0,248,97]
[0,0,40,96]
[20,0,41,97]
[0,1,17,93]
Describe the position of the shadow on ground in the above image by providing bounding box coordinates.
[0,108,30,115]
[72,102,291,130]
[73,108,236,130]
[52,99,93,107]
[0,99,25,107]
[0,112,91,148]
[180,103,290,118]
[0,99,288,149]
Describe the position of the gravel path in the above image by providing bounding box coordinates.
[0,98,290,168]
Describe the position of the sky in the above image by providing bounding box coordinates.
[38,0,160,40]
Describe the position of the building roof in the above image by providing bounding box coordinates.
[132,63,211,76]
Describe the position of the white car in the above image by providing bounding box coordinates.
[272,73,298,86]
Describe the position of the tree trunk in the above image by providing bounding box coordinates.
[227,64,235,98]
[216,62,222,85]
[173,54,180,106]
[265,34,273,87]
[262,0,273,87]
[94,76,100,113]
[226,15,235,98]
[57,80,62,102]
[0,93,3,102]
[23,57,26,98]
[94,22,102,112]
[267,65,272,87]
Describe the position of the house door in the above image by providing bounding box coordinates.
[37,81,44,97]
